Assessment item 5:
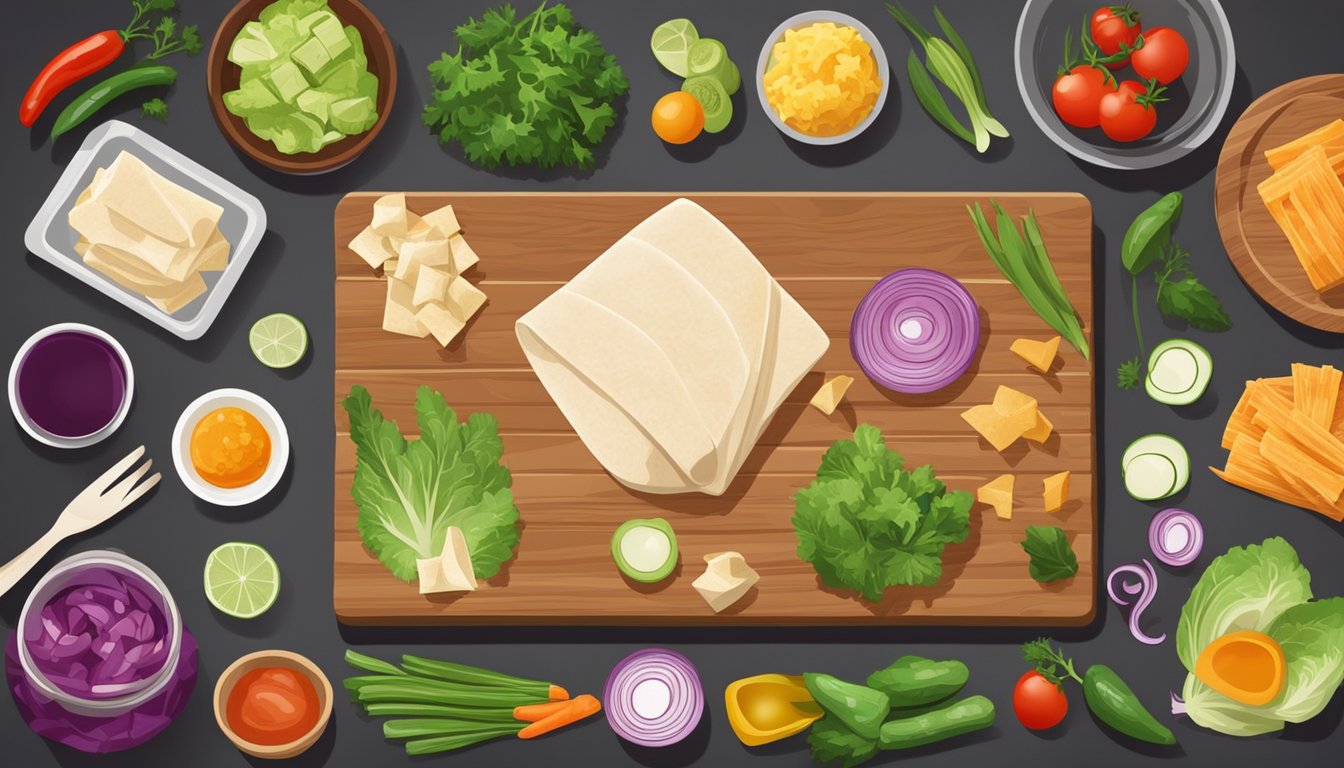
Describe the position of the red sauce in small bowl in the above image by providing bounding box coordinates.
[226,666,320,746]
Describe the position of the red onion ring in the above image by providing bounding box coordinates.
[1148,508,1203,567]
[850,269,981,394]
[1107,559,1165,645]
[603,648,703,747]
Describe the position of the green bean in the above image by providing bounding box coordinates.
[344,649,406,677]
[384,718,524,741]
[400,654,552,693]
[354,683,545,709]
[363,703,517,720]
[404,727,521,756]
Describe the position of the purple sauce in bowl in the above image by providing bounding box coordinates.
[8,324,133,448]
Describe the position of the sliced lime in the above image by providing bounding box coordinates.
[651,18,699,78]
[204,542,280,619]
[249,313,308,369]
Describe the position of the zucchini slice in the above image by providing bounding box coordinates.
[1145,339,1212,406]
[611,518,679,583]
[1122,434,1190,501]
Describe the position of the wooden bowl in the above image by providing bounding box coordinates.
[206,0,396,175]
[213,650,334,759]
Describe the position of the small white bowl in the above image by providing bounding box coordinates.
[756,10,891,146]
[172,388,289,507]
[8,322,134,449]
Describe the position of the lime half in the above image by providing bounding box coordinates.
[249,313,308,369]
[205,542,280,619]
[651,18,699,77]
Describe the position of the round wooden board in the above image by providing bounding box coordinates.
[1215,74,1344,333]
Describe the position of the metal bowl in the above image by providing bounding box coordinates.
[1014,0,1235,170]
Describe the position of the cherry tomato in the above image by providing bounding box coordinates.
[1099,79,1160,142]
[1053,65,1114,128]
[1090,5,1141,68]
[1131,27,1189,84]
[1013,670,1069,730]
[651,92,704,145]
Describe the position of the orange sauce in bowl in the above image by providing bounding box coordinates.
[190,407,270,488]
[226,667,320,746]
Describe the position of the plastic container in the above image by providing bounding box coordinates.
[172,388,290,507]
[756,11,890,146]
[17,551,183,719]
[24,120,267,340]
[8,323,134,449]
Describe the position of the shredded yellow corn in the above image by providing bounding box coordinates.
[763,22,882,137]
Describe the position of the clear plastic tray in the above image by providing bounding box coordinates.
[24,121,267,340]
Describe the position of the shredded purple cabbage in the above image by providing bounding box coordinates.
[23,566,171,699]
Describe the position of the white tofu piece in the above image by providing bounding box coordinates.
[382,278,427,337]
[415,301,466,347]
[810,375,855,416]
[422,204,462,238]
[349,225,397,269]
[692,551,759,613]
[370,193,409,237]
[445,276,487,323]
[412,264,453,307]
[394,238,454,282]
[448,232,480,273]
[417,527,479,594]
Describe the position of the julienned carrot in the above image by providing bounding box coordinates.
[514,700,572,723]
[516,694,602,740]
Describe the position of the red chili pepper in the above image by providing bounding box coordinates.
[20,30,126,127]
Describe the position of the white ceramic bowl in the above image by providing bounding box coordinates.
[172,388,289,507]
[756,10,890,146]
[18,550,183,718]
[8,322,134,449]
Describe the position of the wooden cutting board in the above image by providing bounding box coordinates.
[333,193,1096,626]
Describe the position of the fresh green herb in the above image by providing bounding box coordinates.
[141,97,168,122]
[887,4,1008,152]
[809,714,878,768]
[1023,639,1176,745]
[143,15,202,59]
[342,385,520,583]
[1021,525,1078,582]
[1118,193,1231,388]
[969,202,1090,359]
[792,425,972,602]
[422,1,629,170]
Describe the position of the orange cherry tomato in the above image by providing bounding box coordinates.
[651,92,704,145]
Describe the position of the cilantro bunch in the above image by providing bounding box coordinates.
[422,1,629,170]
[792,425,972,602]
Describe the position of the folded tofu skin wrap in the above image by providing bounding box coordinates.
[516,199,829,495]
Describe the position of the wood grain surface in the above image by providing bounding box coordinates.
[1216,74,1344,333]
[332,193,1095,625]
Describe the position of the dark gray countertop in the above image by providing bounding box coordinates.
[2,1,1341,766]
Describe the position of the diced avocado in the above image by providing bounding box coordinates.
[229,22,278,66]
[329,96,376,134]
[295,88,336,123]
[355,71,379,103]
[320,129,346,146]
[223,78,282,117]
[264,61,309,103]
[259,15,303,57]
[290,35,333,84]
[264,112,326,154]
[347,26,367,68]
[319,59,360,92]
[311,15,352,61]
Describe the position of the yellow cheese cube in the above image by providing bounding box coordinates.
[1023,409,1054,443]
[1043,471,1071,514]
[977,474,1015,520]
[1011,336,1061,373]
[992,385,1039,417]
[961,402,1037,452]
[810,375,855,415]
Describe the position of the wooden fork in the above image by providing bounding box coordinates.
[0,446,161,598]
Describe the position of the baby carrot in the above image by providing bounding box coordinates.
[514,700,572,723]
[516,694,602,739]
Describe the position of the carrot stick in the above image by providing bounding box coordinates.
[548,685,570,701]
[514,700,572,723]
[516,694,602,739]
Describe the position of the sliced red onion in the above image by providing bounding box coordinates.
[604,648,704,747]
[1170,692,1186,716]
[850,269,981,394]
[1107,559,1165,645]
[1148,508,1203,567]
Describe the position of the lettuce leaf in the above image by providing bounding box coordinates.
[342,385,519,582]
[1176,537,1312,672]
[792,425,971,602]
[1265,597,1344,722]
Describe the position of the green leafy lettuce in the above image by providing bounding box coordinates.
[1020,525,1078,583]
[792,425,972,602]
[1176,537,1344,736]
[421,1,629,170]
[808,714,878,768]
[343,385,519,583]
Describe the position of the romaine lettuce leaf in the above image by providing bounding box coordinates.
[1179,674,1284,737]
[1176,537,1312,672]
[1266,597,1344,722]
[343,385,519,583]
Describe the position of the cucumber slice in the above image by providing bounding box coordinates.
[611,518,678,583]
[1145,339,1212,406]
[682,76,732,133]
[1122,434,1190,501]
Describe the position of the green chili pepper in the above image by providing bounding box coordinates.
[1122,192,1184,275]
[804,672,891,741]
[866,656,969,708]
[1083,665,1176,745]
[51,65,177,139]
[878,695,996,750]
